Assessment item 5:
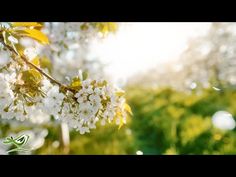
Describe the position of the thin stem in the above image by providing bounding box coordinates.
[22,54,63,87]
[1,40,76,93]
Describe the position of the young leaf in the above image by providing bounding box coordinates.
[114,111,124,130]
[14,43,25,55]
[107,22,118,32]
[116,90,125,97]
[2,31,11,46]
[82,71,88,80]
[21,69,42,85]
[30,56,40,66]
[97,80,108,87]
[70,77,82,90]
[118,116,124,130]
[11,22,42,28]
[80,23,89,31]
[118,120,124,130]
[15,29,49,45]
[124,103,133,115]
[40,56,52,73]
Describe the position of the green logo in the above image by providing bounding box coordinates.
[3,134,30,153]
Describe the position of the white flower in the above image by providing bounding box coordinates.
[81,79,93,94]
[110,94,116,105]
[79,101,94,122]
[87,116,98,129]
[65,23,80,31]
[82,87,93,95]
[75,90,88,103]
[116,118,121,125]
[0,73,14,118]
[94,87,102,96]
[103,107,115,122]
[0,51,11,66]
[42,85,65,116]
[41,78,53,91]
[77,95,88,104]
[89,94,101,102]
[1,109,15,120]
[24,104,50,124]
[82,79,91,87]
[101,118,106,126]
[24,47,38,60]
[77,126,90,134]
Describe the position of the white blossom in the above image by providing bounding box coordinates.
[24,47,38,60]
[42,85,64,116]
[0,73,14,119]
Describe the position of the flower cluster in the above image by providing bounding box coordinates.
[0,68,131,134]
[0,22,131,134]
[0,73,15,119]
[41,77,129,134]
[0,72,49,123]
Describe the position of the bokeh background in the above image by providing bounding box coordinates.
[1,22,236,155]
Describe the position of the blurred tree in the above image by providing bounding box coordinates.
[126,86,236,154]
[179,23,236,90]
[125,23,236,154]
[127,23,236,91]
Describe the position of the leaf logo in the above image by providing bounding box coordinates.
[3,134,30,153]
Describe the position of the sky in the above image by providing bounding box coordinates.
[89,22,212,84]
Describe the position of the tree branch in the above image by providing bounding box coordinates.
[1,40,76,93]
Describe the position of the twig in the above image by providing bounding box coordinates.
[1,40,76,93]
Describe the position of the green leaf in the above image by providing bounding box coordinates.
[21,69,42,85]
[82,71,88,80]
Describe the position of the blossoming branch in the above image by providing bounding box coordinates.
[0,22,132,134]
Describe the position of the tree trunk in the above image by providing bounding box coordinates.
[59,123,70,154]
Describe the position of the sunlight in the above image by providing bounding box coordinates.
[90,22,211,84]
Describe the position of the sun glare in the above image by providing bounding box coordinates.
[89,22,211,84]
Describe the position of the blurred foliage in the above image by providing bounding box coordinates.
[14,86,235,155]
[125,86,236,154]
[35,122,136,155]
[1,86,236,154]
[80,22,118,36]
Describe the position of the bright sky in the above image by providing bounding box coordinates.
[89,22,212,84]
